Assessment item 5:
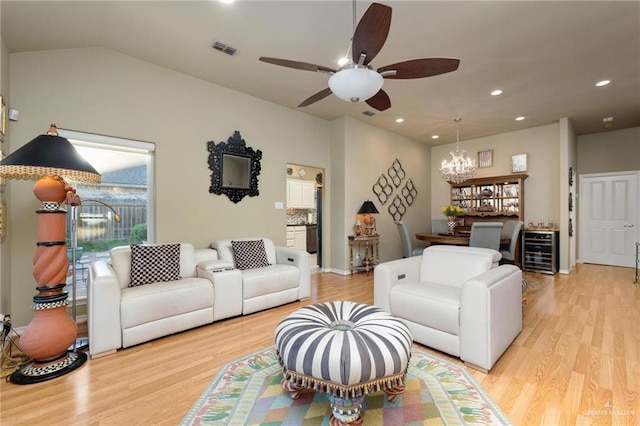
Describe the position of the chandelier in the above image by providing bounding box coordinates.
[439,118,477,184]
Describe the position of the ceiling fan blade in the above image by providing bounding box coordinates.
[259,57,336,74]
[298,87,333,107]
[366,89,391,111]
[351,3,392,66]
[378,58,461,79]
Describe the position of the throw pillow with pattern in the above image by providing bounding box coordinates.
[231,240,271,270]
[129,243,181,287]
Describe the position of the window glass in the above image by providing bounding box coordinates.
[58,130,155,302]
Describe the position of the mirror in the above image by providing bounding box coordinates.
[207,131,262,203]
[222,154,251,189]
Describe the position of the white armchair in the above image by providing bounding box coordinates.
[374,245,522,372]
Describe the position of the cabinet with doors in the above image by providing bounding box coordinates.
[522,229,559,274]
[450,174,527,225]
[287,179,315,209]
[287,225,307,251]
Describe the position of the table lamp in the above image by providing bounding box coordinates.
[357,200,379,235]
[0,124,101,384]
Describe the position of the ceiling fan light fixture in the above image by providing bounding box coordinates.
[328,66,383,103]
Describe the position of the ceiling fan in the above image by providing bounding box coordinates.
[259,2,460,112]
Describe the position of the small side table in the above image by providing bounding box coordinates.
[348,234,380,274]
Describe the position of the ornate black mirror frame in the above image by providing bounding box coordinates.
[207,131,262,203]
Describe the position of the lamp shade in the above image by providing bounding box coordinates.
[328,67,383,103]
[358,200,379,214]
[0,125,101,184]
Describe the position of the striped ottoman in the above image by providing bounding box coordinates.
[275,301,412,425]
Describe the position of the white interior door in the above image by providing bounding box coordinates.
[579,171,638,267]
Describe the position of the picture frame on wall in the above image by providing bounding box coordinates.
[0,202,5,239]
[0,96,6,140]
[0,150,5,186]
[511,153,528,173]
[477,150,493,168]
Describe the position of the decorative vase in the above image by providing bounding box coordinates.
[447,216,457,235]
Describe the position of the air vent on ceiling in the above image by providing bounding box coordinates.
[362,111,376,117]
[212,41,237,56]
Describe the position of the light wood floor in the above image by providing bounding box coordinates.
[1,263,638,425]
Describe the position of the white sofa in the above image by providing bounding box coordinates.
[374,245,522,372]
[211,237,310,315]
[88,240,309,358]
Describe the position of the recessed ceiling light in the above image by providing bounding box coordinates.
[337,57,349,66]
[515,116,525,121]
[595,80,610,87]
[490,89,503,96]
[395,118,404,123]
[219,0,235,3]
[602,116,614,129]
[432,135,439,139]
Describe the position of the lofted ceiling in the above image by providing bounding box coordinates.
[2,1,639,146]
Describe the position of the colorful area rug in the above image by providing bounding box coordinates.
[181,346,512,425]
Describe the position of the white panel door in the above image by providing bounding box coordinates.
[580,172,638,267]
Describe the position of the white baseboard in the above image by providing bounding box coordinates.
[13,314,87,335]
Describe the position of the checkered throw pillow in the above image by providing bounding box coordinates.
[231,240,271,270]
[129,243,181,287]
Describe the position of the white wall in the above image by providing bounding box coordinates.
[559,117,577,273]
[336,117,431,270]
[0,23,10,317]
[578,127,640,174]
[7,47,332,326]
[430,123,561,227]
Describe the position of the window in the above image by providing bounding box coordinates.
[58,129,155,302]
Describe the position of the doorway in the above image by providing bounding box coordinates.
[579,171,639,267]
[286,163,324,271]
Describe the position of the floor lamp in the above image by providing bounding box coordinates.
[0,124,101,384]
[68,199,120,350]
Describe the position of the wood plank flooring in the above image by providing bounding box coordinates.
[1,263,638,425]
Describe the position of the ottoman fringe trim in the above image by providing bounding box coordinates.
[279,364,408,399]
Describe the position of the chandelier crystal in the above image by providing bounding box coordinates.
[439,118,477,184]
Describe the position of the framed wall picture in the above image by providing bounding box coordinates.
[478,150,493,168]
[0,202,5,239]
[511,153,528,173]
[568,166,574,186]
[0,96,6,140]
[0,150,5,186]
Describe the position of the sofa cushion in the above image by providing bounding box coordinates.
[120,277,214,329]
[112,243,199,289]
[129,243,181,287]
[389,281,461,336]
[212,238,278,266]
[231,239,271,270]
[242,264,299,299]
